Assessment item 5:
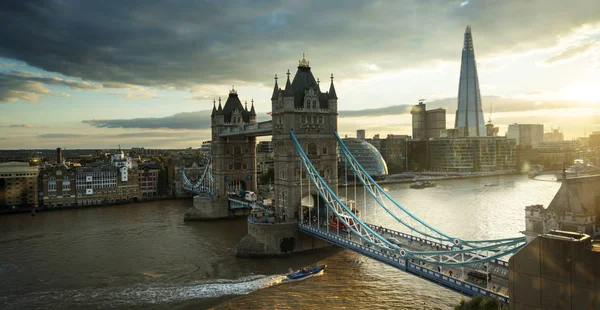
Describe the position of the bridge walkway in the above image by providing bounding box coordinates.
[298,222,510,304]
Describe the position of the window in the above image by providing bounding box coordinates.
[322,147,327,155]
[301,115,306,124]
[63,176,70,190]
[48,176,56,191]
[242,164,248,170]
[307,143,318,157]
[312,100,317,109]
[234,146,242,155]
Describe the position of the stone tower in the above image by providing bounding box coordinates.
[271,55,339,223]
[236,55,337,257]
[455,25,486,137]
[211,88,258,199]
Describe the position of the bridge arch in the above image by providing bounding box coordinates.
[228,180,246,193]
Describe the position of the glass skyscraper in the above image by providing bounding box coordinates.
[455,25,486,137]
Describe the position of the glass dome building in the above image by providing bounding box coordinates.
[339,138,388,180]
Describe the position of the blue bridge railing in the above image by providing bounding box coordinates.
[298,222,509,307]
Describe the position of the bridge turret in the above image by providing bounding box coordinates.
[249,99,256,123]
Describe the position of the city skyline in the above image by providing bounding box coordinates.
[1,1,600,149]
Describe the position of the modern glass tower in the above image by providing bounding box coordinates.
[455,25,486,137]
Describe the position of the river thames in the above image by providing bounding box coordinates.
[0,174,560,309]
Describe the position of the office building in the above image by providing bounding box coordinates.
[544,128,564,142]
[507,124,544,147]
[411,101,446,140]
[0,161,39,211]
[427,137,516,172]
[455,26,486,137]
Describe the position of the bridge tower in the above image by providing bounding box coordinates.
[185,88,258,220]
[237,55,338,256]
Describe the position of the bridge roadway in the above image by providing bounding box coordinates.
[297,222,510,306]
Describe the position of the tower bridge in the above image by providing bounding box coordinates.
[181,55,523,306]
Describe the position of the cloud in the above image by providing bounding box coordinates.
[124,91,157,99]
[460,0,470,8]
[0,1,598,88]
[82,96,592,130]
[8,123,33,128]
[0,71,101,103]
[38,133,84,139]
[545,42,598,64]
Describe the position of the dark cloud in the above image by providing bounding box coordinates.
[83,96,590,130]
[0,0,598,87]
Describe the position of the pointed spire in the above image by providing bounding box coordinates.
[283,69,293,96]
[211,99,216,117]
[245,100,248,111]
[464,25,473,50]
[217,97,222,112]
[250,99,256,116]
[328,73,337,99]
[271,74,279,100]
[317,77,320,85]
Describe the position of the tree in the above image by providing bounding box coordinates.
[158,164,169,196]
[259,168,274,185]
[454,296,507,310]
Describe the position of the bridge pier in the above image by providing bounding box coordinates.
[184,196,237,220]
[236,221,330,257]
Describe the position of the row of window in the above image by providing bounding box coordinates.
[301,115,324,125]
[0,173,37,177]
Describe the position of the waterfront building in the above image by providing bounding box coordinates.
[138,162,161,199]
[339,138,388,180]
[40,165,77,208]
[427,137,516,172]
[524,174,600,241]
[109,150,135,182]
[455,26,486,137]
[507,123,544,147]
[411,101,446,140]
[509,230,600,309]
[0,161,39,211]
[75,162,139,206]
[544,128,564,142]
[379,134,409,174]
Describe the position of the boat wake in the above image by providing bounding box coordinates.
[2,274,287,309]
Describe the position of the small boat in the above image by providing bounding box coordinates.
[484,183,499,187]
[410,180,436,189]
[285,264,327,281]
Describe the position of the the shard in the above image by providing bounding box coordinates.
[455,25,486,137]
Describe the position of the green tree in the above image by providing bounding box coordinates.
[158,164,169,195]
[259,168,274,185]
[454,296,507,310]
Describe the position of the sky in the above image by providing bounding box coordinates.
[0,0,599,149]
